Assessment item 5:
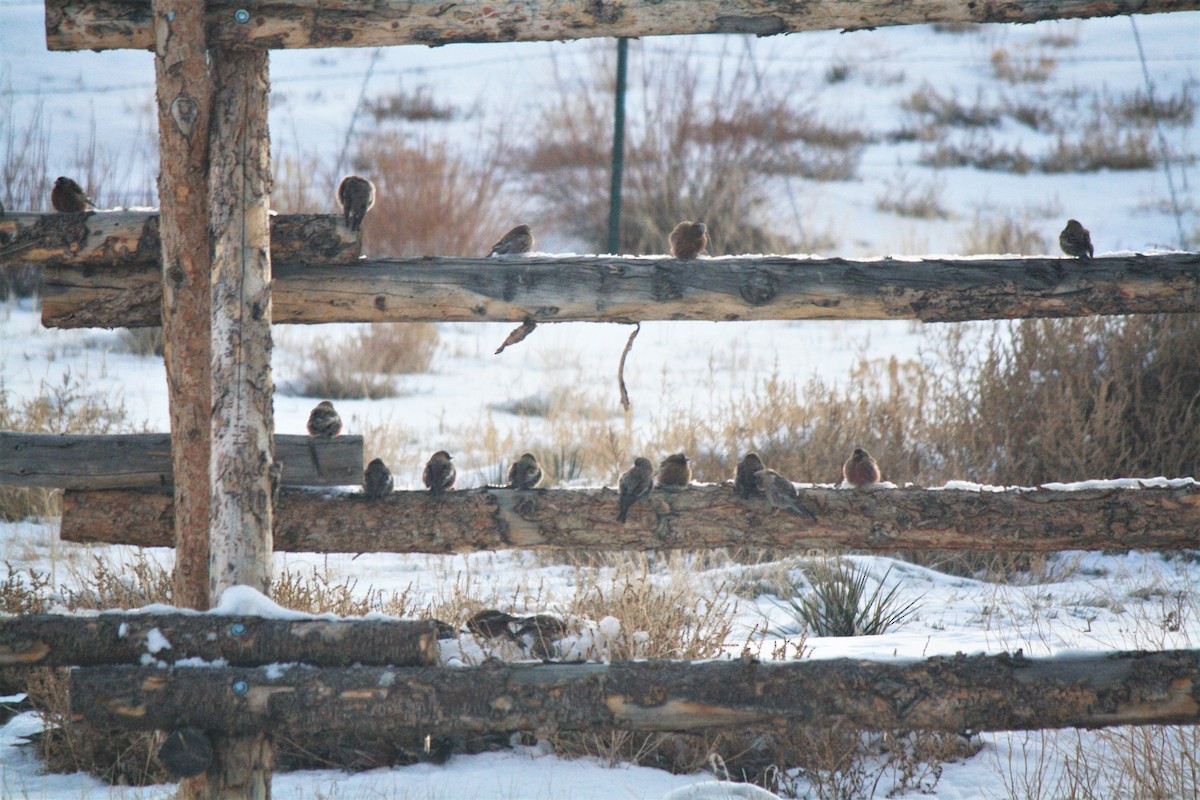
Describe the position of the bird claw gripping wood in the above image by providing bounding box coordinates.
[494,318,538,354]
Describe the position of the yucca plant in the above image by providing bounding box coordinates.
[779,559,923,637]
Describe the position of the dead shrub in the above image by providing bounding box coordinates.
[990,46,1057,84]
[287,322,439,399]
[902,84,1002,128]
[1114,85,1196,127]
[118,326,164,357]
[518,46,864,255]
[365,84,462,123]
[874,172,950,220]
[960,209,1049,255]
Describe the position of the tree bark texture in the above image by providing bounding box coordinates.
[0,614,439,668]
[154,0,213,613]
[69,650,1200,735]
[208,46,275,597]
[45,0,1200,51]
[1,212,359,269]
[59,482,1200,554]
[38,253,1200,329]
[0,433,363,489]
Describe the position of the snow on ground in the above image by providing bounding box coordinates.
[2,6,1200,799]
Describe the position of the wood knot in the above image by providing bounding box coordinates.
[739,270,777,305]
[652,269,683,303]
[374,295,387,311]
[585,0,624,24]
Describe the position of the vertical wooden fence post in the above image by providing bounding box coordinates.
[152,0,212,612]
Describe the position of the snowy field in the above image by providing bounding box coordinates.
[3,4,1200,799]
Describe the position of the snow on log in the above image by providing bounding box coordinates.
[0,614,439,668]
[0,433,363,489]
[45,0,1200,52]
[59,482,1200,554]
[38,253,1200,329]
[69,650,1200,735]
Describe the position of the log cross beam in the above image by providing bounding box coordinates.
[36,253,1200,329]
[69,650,1200,735]
[59,482,1200,554]
[45,0,1200,52]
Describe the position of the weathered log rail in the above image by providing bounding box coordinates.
[0,614,439,667]
[0,432,363,489]
[45,0,1200,52]
[59,482,1200,554]
[69,650,1200,734]
[37,252,1200,328]
[0,212,360,268]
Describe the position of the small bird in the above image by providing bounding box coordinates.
[336,175,375,232]
[506,452,543,489]
[50,177,94,213]
[843,448,882,488]
[466,609,520,640]
[489,224,534,256]
[306,400,342,438]
[655,453,692,487]
[755,469,817,521]
[669,221,708,259]
[617,456,655,524]
[363,457,394,500]
[423,450,456,494]
[516,614,568,659]
[734,452,766,500]
[1059,219,1093,260]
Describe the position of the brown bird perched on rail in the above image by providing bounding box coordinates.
[843,447,882,488]
[489,224,534,256]
[306,401,342,438]
[507,453,543,489]
[466,609,520,640]
[655,453,692,487]
[1059,219,1093,260]
[669,221,708,259]
[423,450,456,494]
[363,458,394,500]
[734,452,766,499]
[616,456,654,524]
[336,175,375,232]
[51,177,94,213]
[755,468,817,521]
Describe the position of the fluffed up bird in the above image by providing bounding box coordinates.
[489,224,534,256]
[843,447,882,488]
[507,452,543,489]
[655,453,692,487]
[669,221,708,259]
[423,450,456,494]
[734,452,766,500]
[363,457,394,500]
[306,400,342,438]
[516,614,568,659]
[336,175,376,232]
[617,456,655,524]
[51,177,94,213]
[755,468,817,521]
[466,609,520,640]
[1059,219,1093,260]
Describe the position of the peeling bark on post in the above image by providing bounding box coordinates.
[45,0,1200,52]
[0,614,440,668]
[154,0,212,613]
[59,482,1200,554]
[209,46,275,598]
[69,650,1200,735]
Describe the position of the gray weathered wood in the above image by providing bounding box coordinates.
[45,0,1200,52]
[69,650,1200,734]
[39,253,1200,329]
[0,614,439,668]
[58,482,1200,554]
[0,212,360,267]
[0,433,363,489]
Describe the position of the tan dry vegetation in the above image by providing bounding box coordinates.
[283,322,440,400]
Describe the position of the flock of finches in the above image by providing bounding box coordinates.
[309,399,883,523]
[44,173,1097,263]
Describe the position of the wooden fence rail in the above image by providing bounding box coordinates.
[0,614,439,668]
[59,482,1200,554]
[0,212,360,268]
[69,650,1200,735]
[38,252,1200,329]
[0,433,363,489]
[46,0,1200,52]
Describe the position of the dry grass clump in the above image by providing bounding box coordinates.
[0,372,142,520]
[117,326,165,357]
[959,209,1050,254]
[518,46,863,255]
[287,323,439,399]
[901,84,1002,129]
[875,172,950,220]
[1113,85,1196,127]
[990,45,1057,84]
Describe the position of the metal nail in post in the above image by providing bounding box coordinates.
[234,9,250,23]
